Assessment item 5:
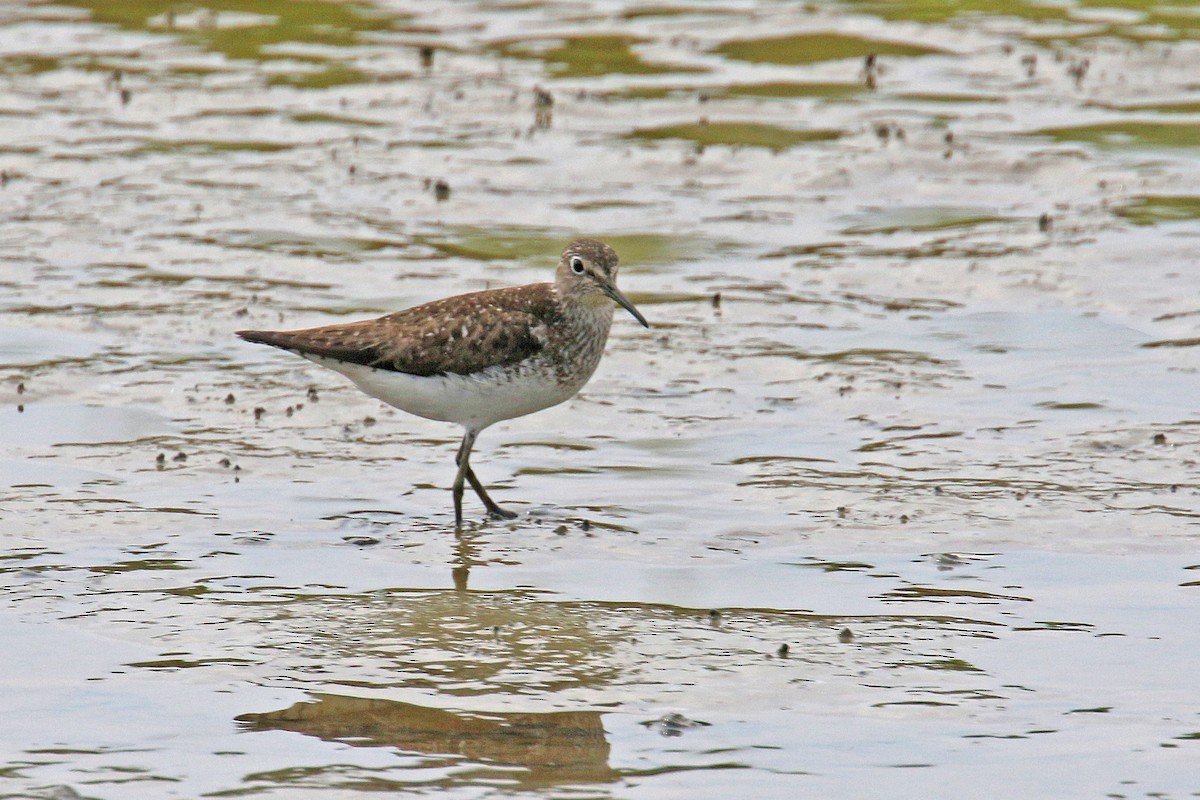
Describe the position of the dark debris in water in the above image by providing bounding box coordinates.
[641,712,712,737]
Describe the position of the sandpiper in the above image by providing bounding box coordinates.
[237,238,648,526]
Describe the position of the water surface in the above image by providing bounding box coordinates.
[2,1,1199,798]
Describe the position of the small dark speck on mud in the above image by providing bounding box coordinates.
[156,452,166,465]
[1068,58,1089,88]
[16,404,23,413]
[1021,53,1037,78]
[253,407,265,420]
[838,627,855,643]
[173,452,187,463]
[1038,212,1053,232]
[307,387,320,401]
[285,406,294,417]
[419,45,434,69]
[1153,433,1167,445]
[712,291,721,309]
[579,519,591,532]
[776,643,790,658]
[233,307,248,317]
[533,86,554,129]
[434,180,451,202]
[224,393,235,405]
[1,171,9,188]
[119,88,132,106]
[837,506,848,518]
[345,535,380,546]
[933,486,943,495]
[555,525,569,535]
[1170,484,1178,492]
[363,416,376,426]
[708,609,721,624]
[899,514,909,524]
[348,165,356,176]
[219,458,231,468]
[863,54,878,90]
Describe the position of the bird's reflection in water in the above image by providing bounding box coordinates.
[237,694,617,788]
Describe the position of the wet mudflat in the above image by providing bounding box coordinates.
[2,0,1199,798]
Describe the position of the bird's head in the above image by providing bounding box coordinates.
[556,238,648,328]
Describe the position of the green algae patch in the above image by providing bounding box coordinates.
[608,81,863,101]
[288,112,385,127]
[133,139,295,155]
[267,64,373,90]
[897,91,1006,104]
[713,32,948,66]
[840,0,1070,23]
[1106,100,1200,114]
[493,34,706,78]
[0,55,66,75]
[604,85,693,101]
[419,227,717,270]
[591,233,722,270]
[59,1,405,87]
[1142,337,1200,349]
[1034,121,1200,150]
[420,228,565,262]
[1114,196,1200,226]
[840,206,1010,235]
[216,230,403,259]
[721,81,864,100]
[630,121,841,151]
[620,5,745,18]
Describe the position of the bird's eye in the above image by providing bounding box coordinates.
[570,257,586,274]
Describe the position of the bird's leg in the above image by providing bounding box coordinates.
[465,465,518,520]
[454,429,517,523]
[452,430,474,527]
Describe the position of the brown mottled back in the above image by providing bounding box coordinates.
[238,283,560,377]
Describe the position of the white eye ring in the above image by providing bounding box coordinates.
[570,257,585,274]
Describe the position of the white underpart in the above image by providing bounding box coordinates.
[307,355,581,431]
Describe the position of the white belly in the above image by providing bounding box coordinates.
[309,356,580,431]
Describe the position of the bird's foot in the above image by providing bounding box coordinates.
[486,504,518,521]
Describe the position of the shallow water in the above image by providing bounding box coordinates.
[2,1,1200,798]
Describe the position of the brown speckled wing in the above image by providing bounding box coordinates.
[238,284,557,377]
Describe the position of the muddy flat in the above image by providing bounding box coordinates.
[2,1,1199,798]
